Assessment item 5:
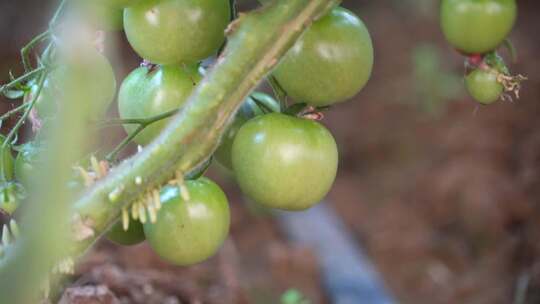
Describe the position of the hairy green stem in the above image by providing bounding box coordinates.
[71,0,340,255]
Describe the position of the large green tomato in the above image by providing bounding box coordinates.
[214,92,280,170]
[124,0,230,64]
[107,220,146,245]
[100,0,143,8]
[232,113,338,211]
[118,64,202,145]
[28,47,117,122]
[440,0,517,54]
[465,69,503,104]
[272,7,373,107]
[144,178,230,266]
[70,0,124,31]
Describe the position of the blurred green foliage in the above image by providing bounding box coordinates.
[412,44,464,114]
[281,289,310,304]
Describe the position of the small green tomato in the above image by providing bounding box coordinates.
[465,69,503,104]
[118,64,202,145]
[144,178,230,266]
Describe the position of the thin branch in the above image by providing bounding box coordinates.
[49,0,68,30]
[21,31,51,72]
[106,125,144,163]
[0,103,30,122]
[0,67,46,96]
[105,109,181,162]
[2,72,47,151]
[99,108,180,128]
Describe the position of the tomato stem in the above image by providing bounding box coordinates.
[268,75,288,110]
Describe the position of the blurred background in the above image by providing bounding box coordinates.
[1,0,540,303]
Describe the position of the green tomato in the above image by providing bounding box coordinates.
[28,47,117,122]
[144,178,230,266]
[214,92,280,170]
[232,113,338,211]
[99,0,143,9]
[14,142,40,186]
[272,7,373,106]
[107,220,146,245]
[440,0,517,54]
[26,79,57,121]
[0,135,14,181]
[124,0,230,64]
[70,0,124,31]
[465,69,503,104]
[0,182,25,215]
[118,64,202,145]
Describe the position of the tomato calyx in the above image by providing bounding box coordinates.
[298,106,325,121]
[466,52,527,103]
[283,103,328,121]
[140,60,159,73]
[482,53,526,101]
[465,53,485,68]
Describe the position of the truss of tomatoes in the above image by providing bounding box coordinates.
[5,1,375,267]
[440,0,525,105]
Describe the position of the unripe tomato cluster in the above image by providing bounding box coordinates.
[440,0,524,105]
[3,1,374,267]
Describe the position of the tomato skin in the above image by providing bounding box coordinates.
[144,178,230,266]
[118,64,202,145]
[102,0,142,8]
[14,142,40,186]
[214,92,280,170]
[273,7,373,107]
[28,48,117,122]
[440,0,517,54]
[124,0,230,64]
[26,79,58,121]
[107,220,146,246]
[68,0,124,31]
[465,69,503,104]
[232,113,338,211]
[0,136,14,181]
